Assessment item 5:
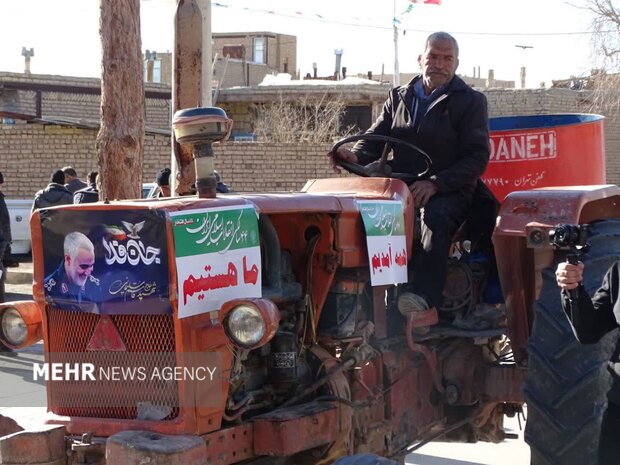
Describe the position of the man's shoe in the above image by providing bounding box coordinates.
[397,292,429,315]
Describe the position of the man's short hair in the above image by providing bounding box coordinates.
[156,168,171,187]
[87,171,98,185]
[424,31,459,57]
[64,232,94,260]
[62,166,78,178]
[51,170,65,184]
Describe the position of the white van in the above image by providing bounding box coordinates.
[6,199,33,255]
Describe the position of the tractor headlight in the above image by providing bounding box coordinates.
[225,305,266,348]
[221,299,280,350]
[0,302,43,349]
[1,308,27,347]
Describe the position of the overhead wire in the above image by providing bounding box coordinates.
[205,1,604,37]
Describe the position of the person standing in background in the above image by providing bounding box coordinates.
[154,168,171,198]
[33,170,73,211]
[62,166,87,194]
[74,171,99,204]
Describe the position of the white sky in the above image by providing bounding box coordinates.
[0,0,598,88]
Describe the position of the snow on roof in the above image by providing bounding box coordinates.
[258,73,381,86]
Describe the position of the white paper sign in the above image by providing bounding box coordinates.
[170,205,261,318]
[357,200,408,286]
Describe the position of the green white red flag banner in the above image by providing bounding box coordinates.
[170,205,261,319]
[357,200,408,287]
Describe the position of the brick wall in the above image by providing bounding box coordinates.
[0,123,173,199]
[0,72,171,130]
[484,87,585,115]
[0,121,337,199]
[2,88,620,199]
[0,123,96,198]
[213,59,271,88]
[271,34,297,75]
[213,32,296,74]
[214,142,336,193]
[218,102,254,134]
[212,32,297,87]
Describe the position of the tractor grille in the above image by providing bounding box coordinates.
[46,309,179,420]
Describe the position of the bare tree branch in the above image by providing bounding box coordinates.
[585,0,620,71]
[252,93,354,143]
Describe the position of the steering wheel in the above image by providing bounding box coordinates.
[331,134,432,184]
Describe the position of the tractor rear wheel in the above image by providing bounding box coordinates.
[524,219,620,465]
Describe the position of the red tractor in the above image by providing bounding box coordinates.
[0,103,618,465]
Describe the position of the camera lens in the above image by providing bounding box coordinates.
[550,224,581,248]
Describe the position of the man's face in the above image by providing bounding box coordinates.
[418,39,459,92]
[65,247,95,288]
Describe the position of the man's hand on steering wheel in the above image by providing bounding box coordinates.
[328,147,359,174]
[410,180,438,207]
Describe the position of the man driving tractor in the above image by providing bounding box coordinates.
[329,31,491,315]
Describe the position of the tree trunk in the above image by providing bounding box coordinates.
[97,0,144,200]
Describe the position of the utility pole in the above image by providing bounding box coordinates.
[515,44,533,89]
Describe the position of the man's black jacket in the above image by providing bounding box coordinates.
[563,261,620,404]
[352,75,490,197]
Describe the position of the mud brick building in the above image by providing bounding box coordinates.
[1,70,618,200]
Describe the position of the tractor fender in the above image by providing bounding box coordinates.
[492,184,620,364]
[495,184,620,237]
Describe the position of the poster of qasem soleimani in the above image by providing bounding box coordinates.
[40,208,171,315]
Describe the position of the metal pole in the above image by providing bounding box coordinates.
[198,0,213,106]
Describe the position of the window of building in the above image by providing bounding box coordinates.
[144,59,161,83]
[253,37,265,64]
[343,106,373,133]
